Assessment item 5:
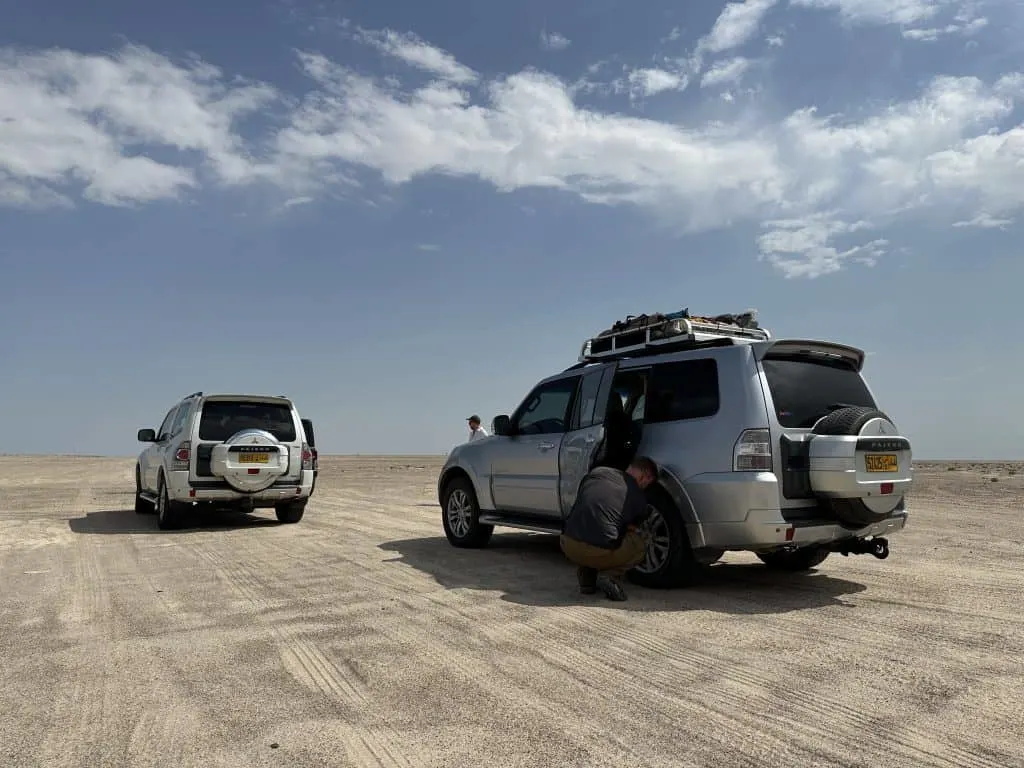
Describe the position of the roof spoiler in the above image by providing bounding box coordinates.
[755,339,866,372]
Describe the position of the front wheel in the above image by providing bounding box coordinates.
[134,466,153,515]
[441,477,493,548]
[756,546,830,571]
[627,489,704,588]
[156,475,186,531]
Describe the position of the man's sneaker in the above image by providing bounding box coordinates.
[577,566,598,594]
[597,575,628,601]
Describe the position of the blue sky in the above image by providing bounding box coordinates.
[1,0,1022,459]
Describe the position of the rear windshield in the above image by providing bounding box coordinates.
[761,356,876,429]
[198,401,296,442]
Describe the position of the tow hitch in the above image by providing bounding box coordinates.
[832,536,889,560]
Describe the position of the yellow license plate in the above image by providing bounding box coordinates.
[238,452,269,464]
[865,454,898,473]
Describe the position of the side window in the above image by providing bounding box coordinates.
[169,403,190,436]
[570,368,605,430]
[157,406,178,440]
[646,359,720,424]
[514,377,579,435]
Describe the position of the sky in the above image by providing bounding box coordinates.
[1,0,1022,459]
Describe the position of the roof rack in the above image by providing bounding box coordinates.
[577,309,771,363]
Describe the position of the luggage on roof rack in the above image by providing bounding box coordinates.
[579,308,770,362]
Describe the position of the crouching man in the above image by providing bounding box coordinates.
[559,456,659,601]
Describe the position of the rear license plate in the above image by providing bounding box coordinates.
[865,454,898,472]
[238,453,270,464]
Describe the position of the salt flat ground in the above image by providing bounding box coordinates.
[0,456,1022,768]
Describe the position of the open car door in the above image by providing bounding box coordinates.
[557,361,622,517]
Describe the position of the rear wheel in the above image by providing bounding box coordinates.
[627,488,704,588]
[757,545,830,571]
[156,475,186,531]
[275,501,306,524]
[441,477,493,548]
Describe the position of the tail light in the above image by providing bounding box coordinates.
[172,440,191,471]
[734,429,772,471]
[301,442,313,470]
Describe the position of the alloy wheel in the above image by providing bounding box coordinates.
[446,489,472,538]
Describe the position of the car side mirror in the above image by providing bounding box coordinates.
[492,415,513,436]
[137,428,156,442]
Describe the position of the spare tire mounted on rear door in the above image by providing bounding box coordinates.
[807,406,913,529]
[210,429,290,493]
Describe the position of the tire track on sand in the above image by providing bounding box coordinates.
[266,529,1005,768]
[558,609,1003,768]
[193,537,414,768]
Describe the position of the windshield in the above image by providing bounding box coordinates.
[198,401,297,442]
[761,356,876,429]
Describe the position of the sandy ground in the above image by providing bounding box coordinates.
[1,456,1022,768]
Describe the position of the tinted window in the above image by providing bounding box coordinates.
[515,377,579,435]
[199,401,297,442]
[646,359,720,423]
[571,368,605,430]
[761,357,876,428]
[157,407,177,439]
[170,404,190,436]
[301,418,316,447]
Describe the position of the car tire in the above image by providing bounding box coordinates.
[275,501,306,524]
[811,406,904,528]
[627,487,704,589]
[756,546,830,572]
[155,474,185,531]
[441,476,493,548]
[134,465,153,515]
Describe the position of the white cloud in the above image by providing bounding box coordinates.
[628,67,688,97]
[417,243,441,251]
[701,0,778,54]
[355,28,477,84]
[902,15,988,41]
[952,212,1013,229]
[789,0,950,26]
[540,30,572,51]
[700,57,753,88]
[3,24,1024,279]
[757,215,887,278]
[0,44,276,207]
[283,195,314,207]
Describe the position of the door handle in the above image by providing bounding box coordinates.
[538,442,555,451]
[584,435,596,445]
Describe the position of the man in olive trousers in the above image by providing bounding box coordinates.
[559,456,658,601]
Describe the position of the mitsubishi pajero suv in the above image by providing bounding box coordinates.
[135,392,316,530]
[435,310,912,588]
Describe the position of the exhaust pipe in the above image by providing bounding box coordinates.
[832,536,889,560]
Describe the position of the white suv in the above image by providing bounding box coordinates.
[134,392,315,530]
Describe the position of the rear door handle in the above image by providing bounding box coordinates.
[538,442,555,451]
[584,435,596,445]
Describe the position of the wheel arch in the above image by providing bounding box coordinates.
[438,466,475,506]
[650,468,707,549]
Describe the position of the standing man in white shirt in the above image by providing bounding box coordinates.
[467,414,488,442]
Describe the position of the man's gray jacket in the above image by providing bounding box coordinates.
[561,466,649,549]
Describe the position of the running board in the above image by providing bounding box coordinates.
[139,492,158,503]
[478,513,563,535]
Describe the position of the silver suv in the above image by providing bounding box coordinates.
[135,392,316,530]
[436,310,912,588]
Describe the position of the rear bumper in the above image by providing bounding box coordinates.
[700,510,908,550]
[166,470,314,505]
